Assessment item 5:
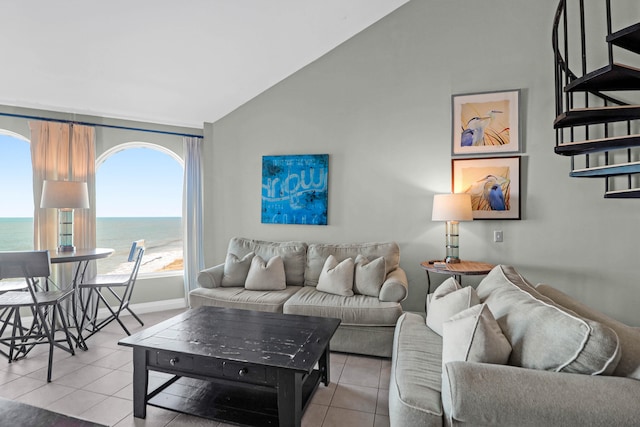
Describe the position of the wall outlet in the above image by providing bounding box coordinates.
[494,230,503,243]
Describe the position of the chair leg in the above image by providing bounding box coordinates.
[79,287,98,341]
[70,288,87,351]
[105,287,138,334]
[7,308,20,362]
[57,304,75,356]
[45,305,55,383]
[96,289,131,335]
[126,306,144,326]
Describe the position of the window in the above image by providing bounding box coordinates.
[96,143,183,275]
[0,131,33,251]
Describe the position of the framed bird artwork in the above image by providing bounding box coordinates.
[451,89,521,156]
[452,156,521,220]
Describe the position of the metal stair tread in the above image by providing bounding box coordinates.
[554,105,640,128]
[606,22,640,55]
[554,134,640,156]
[604,188,640,199]
[570,161,640,178]
[564,63,640,92]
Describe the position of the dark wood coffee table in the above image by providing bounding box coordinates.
[118,306,340,427]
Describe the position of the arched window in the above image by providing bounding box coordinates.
[0,131,33,251]
[96,143,183,275]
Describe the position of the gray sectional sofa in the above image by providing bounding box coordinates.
[389,265,640,426]
[189,237,408,357]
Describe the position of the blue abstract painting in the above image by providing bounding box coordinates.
[262,154,328,225]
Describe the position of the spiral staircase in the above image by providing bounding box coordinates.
[553,0,640,198]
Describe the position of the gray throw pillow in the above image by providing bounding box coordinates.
[354,254,386,297]
[317,255,355,297]
[221,252,255,287]
[477,265,620,375]
[245,255,286,291]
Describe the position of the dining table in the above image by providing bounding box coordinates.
[49,248,114,350]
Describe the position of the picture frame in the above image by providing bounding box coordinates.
[452,156,521,220]
[452,89,520,156]
[261,154,329,225]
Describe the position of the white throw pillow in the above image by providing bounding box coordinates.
[442,303,512,367]
[244,255,286,291]
[426,277,480,336]
[317,255,355,296]
[354,254,386,297]
[221,252,255,287]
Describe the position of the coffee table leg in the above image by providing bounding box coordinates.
[132,348,148,418]
[277,370,302,427]
[319,345,330,386]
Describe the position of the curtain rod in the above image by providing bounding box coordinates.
[0,111,203,138]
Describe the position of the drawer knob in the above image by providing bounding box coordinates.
[238,367,248,376]
[170,357,178,366]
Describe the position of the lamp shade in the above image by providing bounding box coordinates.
[432,193,473,221]
[40,180,90,209]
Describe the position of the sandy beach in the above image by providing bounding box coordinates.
[106,248,183,274]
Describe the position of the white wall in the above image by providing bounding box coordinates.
[203,0,640,325]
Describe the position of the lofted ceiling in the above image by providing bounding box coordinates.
[0,0,409,129]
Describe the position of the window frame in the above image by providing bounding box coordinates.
[96,141,185,278]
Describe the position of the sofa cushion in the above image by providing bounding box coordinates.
[305,242,400,287]
[245,255,286,291]
[283,286,402,326]
[536,283,640,380]
[316,255,355,296]
[227,237,307,285]
[188,286,302,313]
[477,265,620,375]
[221,252,255,287]
[389,313,443,427]
[426,278,480,336]
[354,255,386,297]
[442,303,511,367]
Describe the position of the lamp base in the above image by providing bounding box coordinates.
[57,245,76,253]
[445,256,460,264]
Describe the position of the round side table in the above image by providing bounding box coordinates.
[420,260,495,294]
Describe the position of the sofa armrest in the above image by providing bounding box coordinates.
[379,267,408,302]
[196,263,224,289]
[443,361,640,426]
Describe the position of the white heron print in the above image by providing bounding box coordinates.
[460,99,511,147]
[460,167,511,212]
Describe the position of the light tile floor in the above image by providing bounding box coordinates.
[0,309,391,427]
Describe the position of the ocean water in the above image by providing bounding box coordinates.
[0,217,183,274]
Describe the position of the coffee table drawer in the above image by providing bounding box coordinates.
[222,361,266,383]
[155,352,194,371]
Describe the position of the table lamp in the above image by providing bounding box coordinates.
[40,180,90,252]
[431,193,473,263]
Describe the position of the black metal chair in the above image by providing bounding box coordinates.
[0,250,76,382]
[78,240,145,338]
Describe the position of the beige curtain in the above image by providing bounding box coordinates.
[30,120,97,254]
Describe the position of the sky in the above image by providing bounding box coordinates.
[0,134,183,218]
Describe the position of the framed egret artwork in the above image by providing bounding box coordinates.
[261,154,329,225]
[452,156,521,220]
[451,89,520,156]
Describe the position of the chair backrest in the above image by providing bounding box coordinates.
[127,240,145,281]
[0,251,51,297]
[0,251,51,281]
[127,240,144,263]
[122,240,145,303]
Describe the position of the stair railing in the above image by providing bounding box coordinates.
[552,0,639,197]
